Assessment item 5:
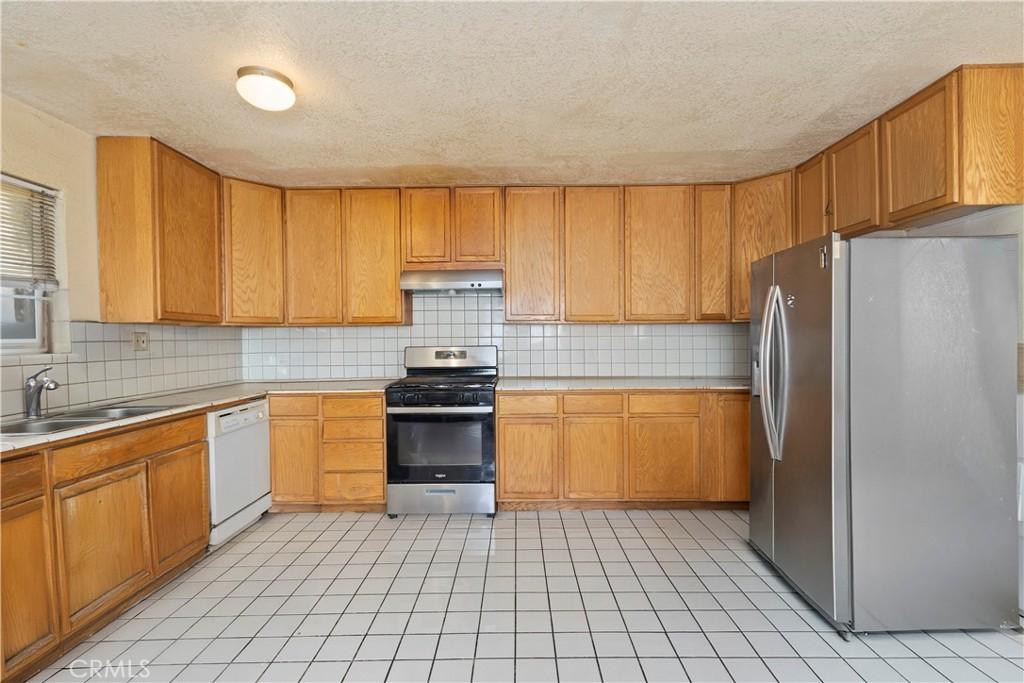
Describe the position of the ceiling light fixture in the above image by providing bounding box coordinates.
[235,66,295,111]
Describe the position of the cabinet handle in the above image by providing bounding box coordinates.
[825,199,833,216]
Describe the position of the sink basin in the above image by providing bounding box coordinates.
[67,406,171,419]
[1,417,109,435]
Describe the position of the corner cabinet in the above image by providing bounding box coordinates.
[731,171,793,320]
[98,137,222,323]
[343,189,409,324]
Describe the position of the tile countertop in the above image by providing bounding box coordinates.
[496,376,751,391]
[1,376,750,454]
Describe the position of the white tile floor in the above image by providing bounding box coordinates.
[32,510,1024,682]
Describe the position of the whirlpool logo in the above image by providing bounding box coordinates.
[434,473,447,479]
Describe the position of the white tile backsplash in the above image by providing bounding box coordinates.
[242,293,750,380]
[1,323,243,417]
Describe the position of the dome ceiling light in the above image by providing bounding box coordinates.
[235,66,295,111]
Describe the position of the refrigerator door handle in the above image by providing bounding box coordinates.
[759,284,782,462]
[773,290,789,461]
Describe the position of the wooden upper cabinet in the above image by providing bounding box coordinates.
[624,185,694,321]
[827,121,881,234]
[98,137,222,323]
[958,64,1023,206]
[54,463,153,634]
[795,155,827,245]
[148,443,209,575]
[402,187,451,266]
[504,187,562,321]
[732,171,793,320]
[454,187,503,265]
[694,185,732,320]
[343,188,406,324]
[2,495,59,679]
[564,186,623,322]
[285,189,343,324]
[223,178,284,323]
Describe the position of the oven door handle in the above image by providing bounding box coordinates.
[386,406,494,414]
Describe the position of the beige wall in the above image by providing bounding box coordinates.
[1,95,100,327]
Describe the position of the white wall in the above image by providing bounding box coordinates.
[1,95,100,327]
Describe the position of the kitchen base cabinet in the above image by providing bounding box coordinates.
[1,495,59,680]
[148,443,210,576]
[627,416,701,500]
[54,463,153,635]
[497,418,560,500]
[269,419,320,503]
[562,417,624,499]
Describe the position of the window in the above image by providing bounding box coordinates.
[1,173,59,353]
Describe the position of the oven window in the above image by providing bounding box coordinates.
[393,417,483,467]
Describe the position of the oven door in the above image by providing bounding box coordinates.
[386,406,495,484]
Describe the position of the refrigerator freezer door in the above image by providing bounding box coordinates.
[771,233,850,624]
[748,254,775,559]
[849,236,1018,631]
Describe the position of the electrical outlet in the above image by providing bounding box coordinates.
[131,331,149,352]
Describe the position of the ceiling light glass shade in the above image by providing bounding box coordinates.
[235,66,295,111]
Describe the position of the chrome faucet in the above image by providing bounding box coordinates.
[24,366,60,419]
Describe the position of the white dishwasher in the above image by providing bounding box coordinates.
[207,400,271,546]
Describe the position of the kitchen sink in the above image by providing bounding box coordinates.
[67,406,171,419]
[1,417,109,435]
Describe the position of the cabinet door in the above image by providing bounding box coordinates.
[154,142,222,322]
[285,189,343,324]
[564,186,622,322]
[563,416,624,499]
[54,463,152,634]
[504,187,561,321]
[795,155,827,245]
[732,171,793,320]
[402,187,451,266]
[1,498,59,679]
[827,121,881,234]
[343,189,404,324]
[624,185,694,321]
[694,185,732,320]
[718,394,750,502]
[881,72,959,223]
[148,443,209,575]
[223,178,284,323]
[453,187,503,264]
[497,418,559,499]
[628,417,701,499]
[270,419,320,503]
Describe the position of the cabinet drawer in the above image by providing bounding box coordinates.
[323,419,383,441]
[1,453,45,507]
[497,393,558,416]
[323,472,384,502]
[628,393,700,415]
[52,416,206,485]
[323,442,384,472]
[268,395,319,417]
[322,395,383,418]
[562,393,623,414]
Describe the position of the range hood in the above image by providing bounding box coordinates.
[399,269,503,292]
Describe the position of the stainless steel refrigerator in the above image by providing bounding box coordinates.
[749,232,1019,633]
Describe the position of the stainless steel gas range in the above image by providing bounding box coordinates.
[385,346,497,516]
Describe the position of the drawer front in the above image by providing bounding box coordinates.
[323,419,384,441]
[1,453,45,507]
[628,393,700,415]
[562,393,623,414]
[52,416,206,485]
[268,395,319,417]
[497,393,559,416]
[323,471,385,502]
[323,442,384,472]
[322,395,383,418]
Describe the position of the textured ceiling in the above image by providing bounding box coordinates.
[2,2,1023,186]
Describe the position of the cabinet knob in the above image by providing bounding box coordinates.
[825,199,833,216]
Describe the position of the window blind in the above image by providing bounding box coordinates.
[0,174,58,288]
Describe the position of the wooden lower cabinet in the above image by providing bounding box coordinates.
[54,463,153,634]
[269,419,320,503]
[148,443,210,575]
[323,472,385,503]
[627,416,701,499]
[1,495,60,679]
[497,418,560,499]
[562,417,624,499]
[717,394,751,501]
